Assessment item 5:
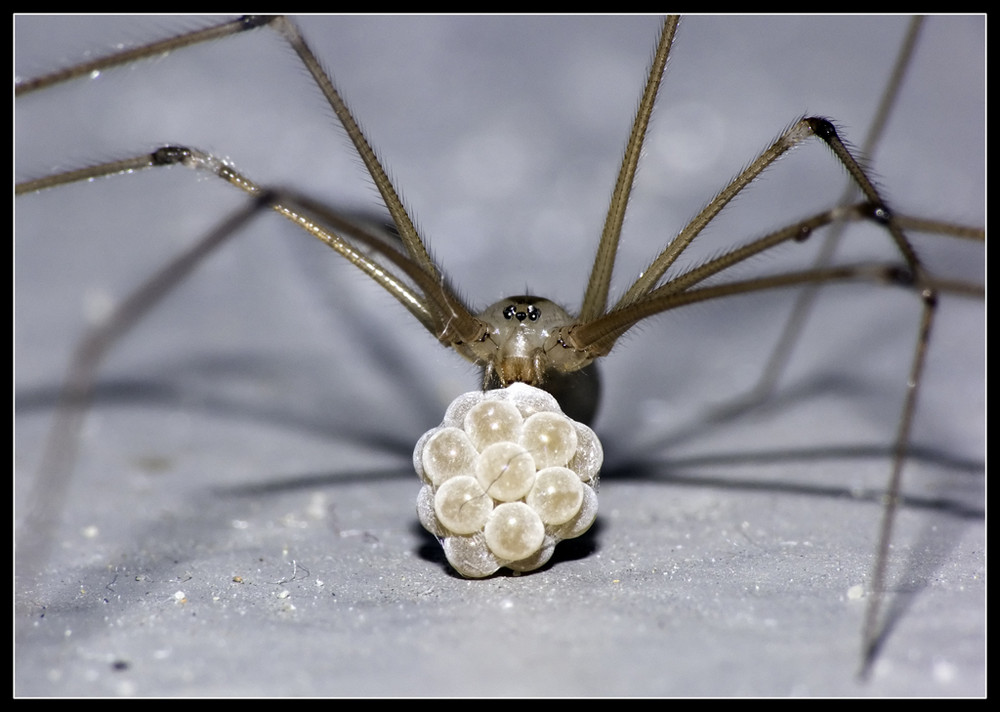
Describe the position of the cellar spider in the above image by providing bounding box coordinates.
[15,16,983,696]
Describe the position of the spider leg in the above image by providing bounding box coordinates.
[16,145,490,580]
[578,16,678,322]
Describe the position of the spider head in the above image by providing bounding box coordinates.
[477,296,601,423]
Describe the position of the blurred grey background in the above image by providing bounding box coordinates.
[15,15,984,696]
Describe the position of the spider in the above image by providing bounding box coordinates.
[15,16,983,696]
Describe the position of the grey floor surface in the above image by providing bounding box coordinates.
[15,16,984,697]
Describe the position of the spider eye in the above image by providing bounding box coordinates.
[503,303,541,322]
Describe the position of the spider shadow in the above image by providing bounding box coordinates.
[15,336,982,669]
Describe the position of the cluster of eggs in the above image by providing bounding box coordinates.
[414,382,602,577]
